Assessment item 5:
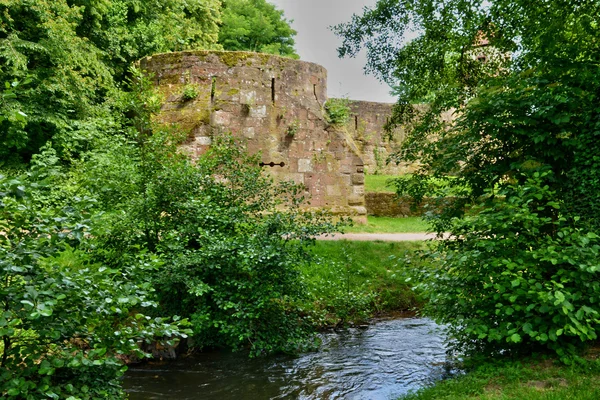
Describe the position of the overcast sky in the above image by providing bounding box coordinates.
[267,0,396,103]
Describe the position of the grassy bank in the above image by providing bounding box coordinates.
[344,216,429,233]
[400,357,600,400]
[365,174,467,196]
[302,240,426,326]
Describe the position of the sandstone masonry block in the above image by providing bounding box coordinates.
[352,173,365,185]
[243,127,255,138]
[249,105,267,118]
[213,111,230,125]
[327,185,342,196]
[348,195,365,206]
[298,158,313,172]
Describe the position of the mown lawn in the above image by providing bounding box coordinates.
[344,216,430,233]
[365,174,397,193]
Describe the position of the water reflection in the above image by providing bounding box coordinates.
[124,318,447,400]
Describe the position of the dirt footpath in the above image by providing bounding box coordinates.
[317,232,441,242]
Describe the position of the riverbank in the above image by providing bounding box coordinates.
[400,355,600,400]
[125,239,427,363]
[317,236,600,400]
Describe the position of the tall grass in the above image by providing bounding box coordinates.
[301,241,427,326]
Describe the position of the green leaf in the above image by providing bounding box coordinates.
[38,360,55,375]
[20,300,35,308]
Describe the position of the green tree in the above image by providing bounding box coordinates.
[336,0,600,358]
[414,171,600,360]
[219,0,298,58]
[72,0,222,79]
[0,0,221,166]
[335,1,600,224]
[0,0,115,164]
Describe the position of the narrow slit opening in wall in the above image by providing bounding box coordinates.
[271,78,276,104]
[210,77,216,103]
[355,116,358,131]
[313,84,317,99]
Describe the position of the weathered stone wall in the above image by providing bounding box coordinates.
[139,51,367,220]
[365,193,421,217]
[365,192,457,217]
[340,100,419,176]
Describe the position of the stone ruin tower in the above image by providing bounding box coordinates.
[140,51,367,221]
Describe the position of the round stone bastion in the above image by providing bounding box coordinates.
[139,50,367,220]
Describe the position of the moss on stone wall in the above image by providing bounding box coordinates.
[219,52,253,67]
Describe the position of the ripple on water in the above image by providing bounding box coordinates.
[124,318,447,400]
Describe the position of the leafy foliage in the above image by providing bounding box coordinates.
[219,0,298,58]
[181,84,200,101]
[335,0,600,226]
[0,171,188,399]
[85,129,339,356]
[0,0,221,165]
[336,0,600,358]
[0,0,115,164]
[72,0,222,79]
[324,98,351,127]
[415,171,600,359]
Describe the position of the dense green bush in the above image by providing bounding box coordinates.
[0,171,188,399]
[79,128,339,356]
[414,171,600,360]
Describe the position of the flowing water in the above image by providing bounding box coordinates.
[124,318,448,400]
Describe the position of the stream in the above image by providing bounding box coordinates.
[123,318,448,400]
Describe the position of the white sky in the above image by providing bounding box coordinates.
[267,0,396,103]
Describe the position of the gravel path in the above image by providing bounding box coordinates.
[317,232,441,242]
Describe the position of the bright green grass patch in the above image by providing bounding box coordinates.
[344,216,430,233]
[365,174,397,193]
[400,359,600,400]
[365,174,469,196]
[302,240,427,326]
